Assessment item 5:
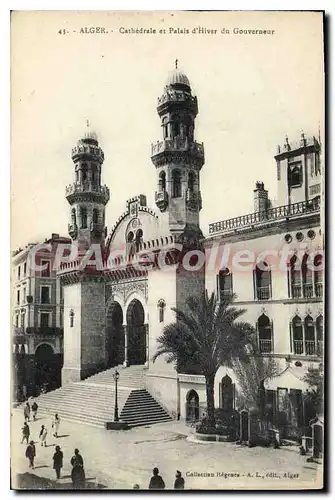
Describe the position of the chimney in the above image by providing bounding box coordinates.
[254,181,269,213]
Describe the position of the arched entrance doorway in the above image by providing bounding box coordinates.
[221,375,235,411]
[35,343,61,393]
[106,302,124,368]
[126,299,146,365]
[186,389,200,422]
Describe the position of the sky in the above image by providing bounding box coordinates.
[11,11,324,250]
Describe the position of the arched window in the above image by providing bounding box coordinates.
[162,117,169,139]
[135,229,143,252]
[71,208,76,226]
[220,375,235,412]
[304,315,316,355]
[171,121,180,139]
[257,314,273,353]
[81,207,87,229]
[314,254,323,297]
[255,261,271,300]
[158,300,166,323]
[82,164,87,182]
[188,171,196,193]
[93,208,99,224]
[316,315,323,355]
[127,231,134,243]
[172,170,182,198]
[186,390,200,422]
[75,170,79,182]
[289,164,302,187]
[218,268,232,300]
[159,171,166,192]
[292,315,303,354]
[290,255,302,298]
[302,254,313,298]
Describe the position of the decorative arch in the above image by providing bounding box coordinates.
[126,299,146,365]
[186,389,200,422]
[34,342,61,394]
[34,342,55,355]
[106,301,124,368]
[172,169,182,198]
[217,267,233,300]
[254,261,271,300]
[257,314,273,353]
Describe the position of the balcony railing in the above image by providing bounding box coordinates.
[256,286,271,300]
[219,289,233,300]
[291,284,302,298]
[25,327,63,336]
[151,138,204,158]
[315,282,323,298]
[303,283,314,299]
[259,339,273,353]
[65,182,110,201]
[293,339,322,356]
[209,197,320,235]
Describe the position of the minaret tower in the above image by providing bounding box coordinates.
[66,123,110,252]
[151,61,205,238]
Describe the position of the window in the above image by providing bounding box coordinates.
[315,153,321,175]
[22,287,26,304]
[158,300,166,323]
[82,165,87,182]
[289,163,302,187]
[304,315,315,355]
[302,254,313,298]
[135,229,143,252]
[23,262,27,277]
[188,172,195,193]
[81,207,87,229]
[17,266,20,280]
[158,171,166,192]
[172,170,182,198]
[255,261,271,300]
[314,254,323,297]
[93,208,99,224]
[40,313,50,328]
[186,390,199,422]
[292,315,303,354]
[162,117,168,139]
[41,286,50,304]
[41,260,51,277]
[316,315,323,355]
[171,121,180,139]
[15,314,19,328]
[17,290,20,305]
[218,268,232,299]
[290,255,302,298]
[257,314,273,353]
[71,208,76,226]
[20,311,25,328]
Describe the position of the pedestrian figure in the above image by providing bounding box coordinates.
[25,440,36,469]
[39,425,48,447]
[23,402,30,422]
[31,401,38,421]
[53,445,63,479]
[174,470,185,489]
[21,422,30,444]
[52,414,61,437]
[71,449,85,489]
[149,467,165,490]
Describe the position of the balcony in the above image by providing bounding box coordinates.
[151,138,205,169]
[219,289,233,300]
[26,327,63,336]
[65,183,110,204]
[157,90,197,107]
[305,341,316,356]
[303,283,314,299]
[256,286,271,300]
[209,197,320,235]
[293,340,322,356]
[259,339,273,353]
[291,284,302,298]
[293,340,304,355]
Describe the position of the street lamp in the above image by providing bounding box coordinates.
[113,369,120,422]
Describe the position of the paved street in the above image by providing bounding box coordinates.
[11,408,322,490]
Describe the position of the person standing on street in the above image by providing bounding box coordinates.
[174,470,185,489]
[52,414,61,437]
[71,448,85,489]
[25,440,36,469]
[53,445,63,479]
[39,425,48,447]
[23,402,30,422]
[148,467,165,490]
[21,422,30,444]
[31,401,38,421]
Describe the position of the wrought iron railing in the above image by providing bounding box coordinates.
[291,284,302,298]
[293,340,304,355]
[209,198,320,234]
[315,282,323,298]
[151,138,204,157]
[303,283,314,299]
[259,339,273,353]
[256,286,271,300]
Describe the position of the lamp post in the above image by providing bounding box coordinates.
[113,369,120,422]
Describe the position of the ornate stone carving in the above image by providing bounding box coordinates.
[105,279,148,305]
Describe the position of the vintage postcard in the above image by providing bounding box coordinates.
[11,10,325,490]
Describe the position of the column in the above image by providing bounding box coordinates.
[123,324,128,367]
[144,323,149,368]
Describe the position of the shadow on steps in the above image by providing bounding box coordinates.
[13,472,108,490]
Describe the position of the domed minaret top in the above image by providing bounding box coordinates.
[165,59,191,90]
[71,120,104,164]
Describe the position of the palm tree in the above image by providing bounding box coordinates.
[152,291,255,429]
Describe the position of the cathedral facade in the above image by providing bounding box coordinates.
[57,65,323,422]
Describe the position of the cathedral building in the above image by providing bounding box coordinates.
[14,65,323,429]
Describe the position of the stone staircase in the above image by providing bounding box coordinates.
[33,365,172,429]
